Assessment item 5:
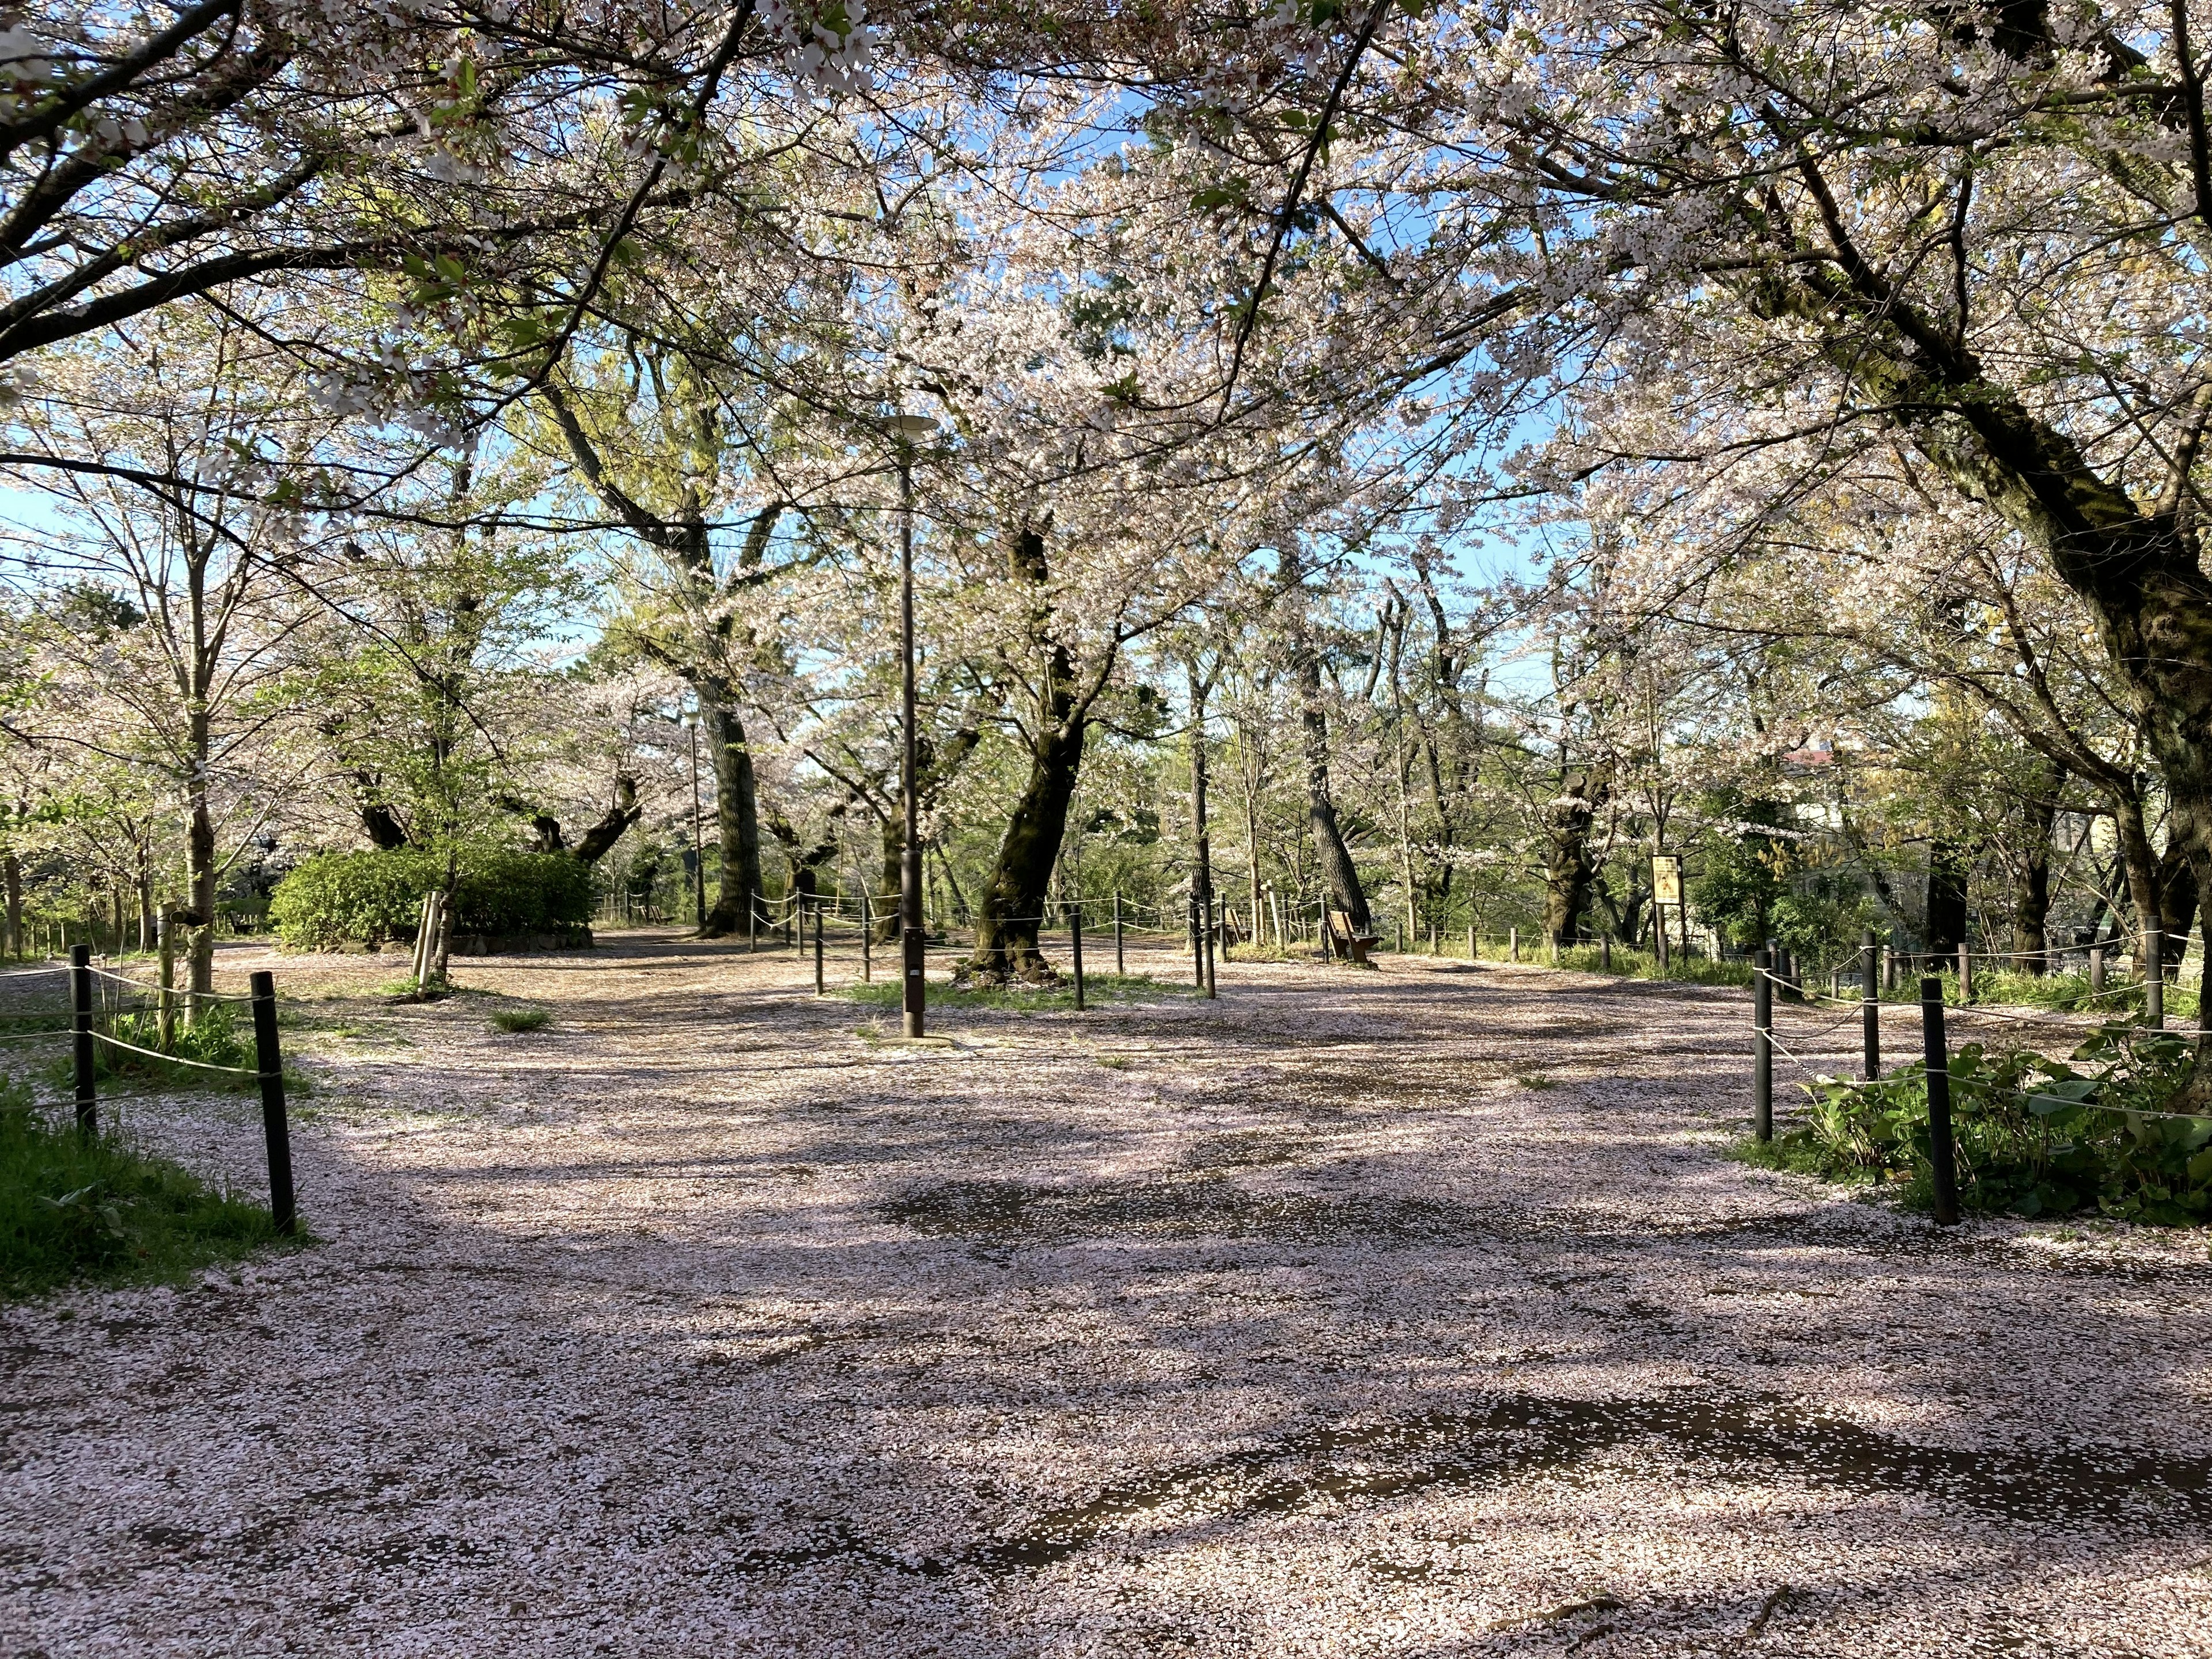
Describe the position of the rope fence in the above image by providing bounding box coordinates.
[4,946,298,1237]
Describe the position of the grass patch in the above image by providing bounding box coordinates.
[836,973,1183,1012]
[488,1005,551,1034]
[1,1081,294,1298]
[1516,1074,1558,1090]
[1097,1054,1130,1070]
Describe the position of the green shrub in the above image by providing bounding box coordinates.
[1763,1024,2212,1224]
[269,849,594,949]
[0,1077,289,1297]
[90,1004,252,1091]
[489,1006,551,1034]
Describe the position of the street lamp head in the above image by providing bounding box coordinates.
[889,413,937,439]
[680,710,699,730]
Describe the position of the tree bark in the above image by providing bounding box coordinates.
[966,527,1105,983]
[1187,659,1215,930]
[698,686,764,937]
[1541,767,1608,946]
[2010,777,2060,972]
[1294,626,1370,936]
[2,850,18,962]
[1924,838,1972,956]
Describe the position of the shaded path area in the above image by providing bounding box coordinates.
[4,934,2208,1656]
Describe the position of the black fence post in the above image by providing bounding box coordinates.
[1071,903,1086,1010]
[1919,976,1959,1226]
[1113,892,1124,976]
[813,898,824,994]
[249,970,297,1236]
[1752,948,1772,1143]
[1601,933,1613,972]
[69,943,94,1135]
[1861,929,1880,1080]
[1202,895,1218,999]
[861,892,872,983]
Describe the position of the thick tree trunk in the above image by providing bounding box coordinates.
[1924,838,1971,956]
[1188,661,1215,927]
[698,688,764,937]
[2111,794,2164,953]
[1541,768,1607,946]
[969,717,1087,982]
[2,850,18,961]
[2012,817,2056,972]
[967,528,1098,983]
[1296,645,1370,935]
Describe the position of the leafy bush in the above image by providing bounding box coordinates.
[1767,1024,2212,1224]
[0,1077,287,1297]
[269,849,594,949]
[92,1004,252,1090]
[489,1006,551,1034]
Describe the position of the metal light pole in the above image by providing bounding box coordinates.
[683,707,706,929]
[892,413,936,1036]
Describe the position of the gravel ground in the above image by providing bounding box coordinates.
[5,931,2210,1657]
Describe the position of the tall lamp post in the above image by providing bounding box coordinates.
[891,412,936,1036]
[682,706,706,929]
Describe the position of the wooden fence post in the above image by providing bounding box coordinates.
[157,911,176,1053]
[1071,902,1086,1010]
[1957,942,1974,1005]
[1920,976,1960,1225]
[1469,923,1478,962]
[1601,933,1613,972]
[1752,948,1772,1143]
[1113,891,1125,975]
[2145,925,2164,1028]
[861,891,872,983]
[250,970,297,1236]
[2089,935,2105,993]
[1203,895,1217,999]
[69,943,94,1135]
[813,898,824,994]
[1861,929,1880,1080]
[1509,926,1519,963]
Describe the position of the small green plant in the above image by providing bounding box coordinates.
[1097,1054,1130,1070]
[488,1006,551,1034]
[74,1005,253,1093]
[0,1078,292,1297]
[1517,1074,1558,1090]
[1758,1022,2212,1223]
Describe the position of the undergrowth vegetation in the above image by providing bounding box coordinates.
[0,1077,290,1297]
[1743,1024,2212,1224]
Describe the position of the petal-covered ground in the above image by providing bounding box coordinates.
[5,931,2209,1657]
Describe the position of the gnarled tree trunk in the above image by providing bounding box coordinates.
[1541,767,1608,946]
[967,527,1110,983]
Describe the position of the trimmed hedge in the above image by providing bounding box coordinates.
[269,849,594,950]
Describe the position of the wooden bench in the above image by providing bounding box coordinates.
[1324,910,1381,965]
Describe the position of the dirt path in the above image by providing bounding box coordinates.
[5,933,2209,1656]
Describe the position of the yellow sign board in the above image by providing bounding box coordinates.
[1652,854,1683,906]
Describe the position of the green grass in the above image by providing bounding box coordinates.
[0,1085,294,1298]
[488,1005,552,1034]
[1871,965,2200,1022]
[835,973,1184,1012]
